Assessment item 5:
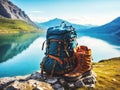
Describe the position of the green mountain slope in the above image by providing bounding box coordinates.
[0,18,41,34]
[78,57,120,90]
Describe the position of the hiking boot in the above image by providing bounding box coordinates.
[64,46,92,78]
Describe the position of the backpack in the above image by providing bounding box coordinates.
[41,22,78,76]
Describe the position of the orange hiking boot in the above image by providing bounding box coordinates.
[64,46,92,78]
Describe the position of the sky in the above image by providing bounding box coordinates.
[10,0,120,25]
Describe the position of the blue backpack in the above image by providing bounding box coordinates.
[41,22,77,76]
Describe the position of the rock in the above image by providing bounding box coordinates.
[67,83,75,88]
[6,81,22,90]
[33,86,44,90]
[30,72,42,79]
[5,79,53,90]
[0,71,96,90]
[27,80,53,90]
[74,75,96,88]
[0,77,15,90]
[52,83,64,90]
[29,72,47,81]
[0,0,33,24]
[45,77,58,84]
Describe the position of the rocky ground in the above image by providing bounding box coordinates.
[0,72,54,90]
[0,71,96,90]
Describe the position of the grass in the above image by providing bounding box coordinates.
[78,57,120,90]
[93,57,120,90]
[0,18,42,34]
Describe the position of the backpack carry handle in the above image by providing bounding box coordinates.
[60,21,66,27]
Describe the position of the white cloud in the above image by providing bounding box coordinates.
[30,10,45,13]
[65,16,117,25]
[30,16,50,22]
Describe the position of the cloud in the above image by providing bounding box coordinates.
[65,16,117,25]
[27,10,45,15]
[63,17,92,25]
[29,16,49,22]
[30,10,45,13]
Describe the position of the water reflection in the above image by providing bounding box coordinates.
[0,33,40,63]
[0,37,45,77]
[77,36,120,62]
[77,33,120,46]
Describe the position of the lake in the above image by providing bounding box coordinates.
[0,33,120,77]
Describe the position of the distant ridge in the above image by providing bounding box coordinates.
[36,18,94,30]
[82,17,120,35]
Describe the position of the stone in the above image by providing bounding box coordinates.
[6,81,22,90]
[45,77,58,84]
[67,83,75,88]
[33,86,43,90]
[74,80,83,87]
[52,83,62,89]
[6,85,19,90]
[29,72,47,81]
[27,80,53,90]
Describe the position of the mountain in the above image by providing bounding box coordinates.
[36,18,94,30]
[0,0,33,24]
[82,17,120,35]
[0,0,41,34]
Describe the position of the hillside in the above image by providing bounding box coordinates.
[36,18,94,30]
[0,18,41,34]
[0,57,120,90]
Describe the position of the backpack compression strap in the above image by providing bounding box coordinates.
[48,55,63,65]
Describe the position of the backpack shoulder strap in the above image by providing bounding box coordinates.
[42,40,46,50]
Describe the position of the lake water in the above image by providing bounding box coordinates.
[0,34,120,77]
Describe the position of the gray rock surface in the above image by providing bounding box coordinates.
[0,0,33,24]
[0,71,96,90]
